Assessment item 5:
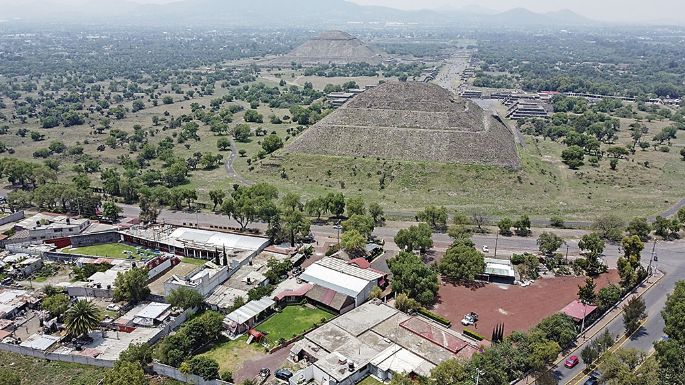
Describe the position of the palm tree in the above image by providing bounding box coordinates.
[64,300,101,338]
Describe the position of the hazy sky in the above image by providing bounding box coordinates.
[123,0,685,23]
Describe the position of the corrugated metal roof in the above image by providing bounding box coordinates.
[135,302,171,320]
[299,263,370,298]
[225,297,275,324]
[316,257,383,281]
[170,227,270,252]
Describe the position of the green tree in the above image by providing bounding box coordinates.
[626,217,652,241]
[346,196,366,216]
[561,145,585,169]
[166,287,204,310]
[233,124,251,142]
[261,134,283,154]
[581,343,599,368]
[119,343,153,367]
[578,233,605,276]
[368,202,384,224]
[537,232,564,256]
[577,277,597,305]
[655,281,685,384]
[209,189,225,211]
[104,361,147,385]
[304,196,327,220]
[394,223,433,253]
[325,192,346,217]
[340,230,366,257]
[592,214,625,242]
[281,208,311,247]
[514,215,532,236]
[101,201,123,223]
[417,205,448,230]
[430,359,471,385]
[217,137,232,151]
[41,293,70,318]
[186,356,220,380]
[64,300,101,338]
[534,313,577,348]
[597,284,622,311]
[623,296,646,335]
[439,243,485,284]
[341,214,374,238]
[498,217,514,236]
[387,252,439,305]
[113,268,151,304]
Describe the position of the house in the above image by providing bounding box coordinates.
[164,262,229,297]
[299,257,386,308]
[132,302,172,327]
[561,300,597,323]
[289,301,482,385]
[483,258,517,284]
[223,297,276,337]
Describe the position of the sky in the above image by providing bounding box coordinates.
[347,0,685,23]
[20,0,685,24]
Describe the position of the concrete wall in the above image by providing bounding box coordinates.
[153,363,233,385]
[0,342,115,368]
[0,211,24,226]
[70,231,122,248]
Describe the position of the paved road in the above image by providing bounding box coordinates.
[554,240,685,384]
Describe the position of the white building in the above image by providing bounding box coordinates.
[299,257,385,307]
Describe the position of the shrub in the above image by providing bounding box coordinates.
[418,308,451,327]
[463,328,485,341]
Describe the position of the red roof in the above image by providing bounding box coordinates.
[561,300,597,321]
[348,258,370,269]
[273,283,313,301]
[0,330,11,340]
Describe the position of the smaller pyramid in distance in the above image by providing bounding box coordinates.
[270,30,384,66]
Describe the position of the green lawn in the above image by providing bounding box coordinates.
[63,243,152,259]
[181,256,210,266]
[357,376,385,385]
[256,305,334,343]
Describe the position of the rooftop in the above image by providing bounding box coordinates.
[225,297,275,325]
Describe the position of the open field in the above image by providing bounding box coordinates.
[239,111,685,220]
[0,350,106,385]
[433,270,621,339]
[62,242,152,259]
[198,336,265,374]
[256,305,334,344]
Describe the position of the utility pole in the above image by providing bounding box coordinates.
[494,232,499,258]
[566,243,570,264]
[474,368,484,385]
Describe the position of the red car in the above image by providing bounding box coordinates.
[565,355,580,368]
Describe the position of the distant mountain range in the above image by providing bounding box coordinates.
[0,0,600,27]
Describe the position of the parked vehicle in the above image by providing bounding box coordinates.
[565,355,580,368]
[583,376,598,385]
[275,368,293,381]
[482,245,489,253]
[461,312,479,326]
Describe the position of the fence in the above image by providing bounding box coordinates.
[153,363,233,385]
[0,342,115,368]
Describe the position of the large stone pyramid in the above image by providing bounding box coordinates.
[271,30,383,66]
[287,82,520,168]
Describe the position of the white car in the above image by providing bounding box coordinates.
[106,304,120,312]
[482,245,490,253]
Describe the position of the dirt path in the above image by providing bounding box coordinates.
[224,137,252,186]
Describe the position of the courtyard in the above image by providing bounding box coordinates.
[433,270,621,339]
[62,242,154,260]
